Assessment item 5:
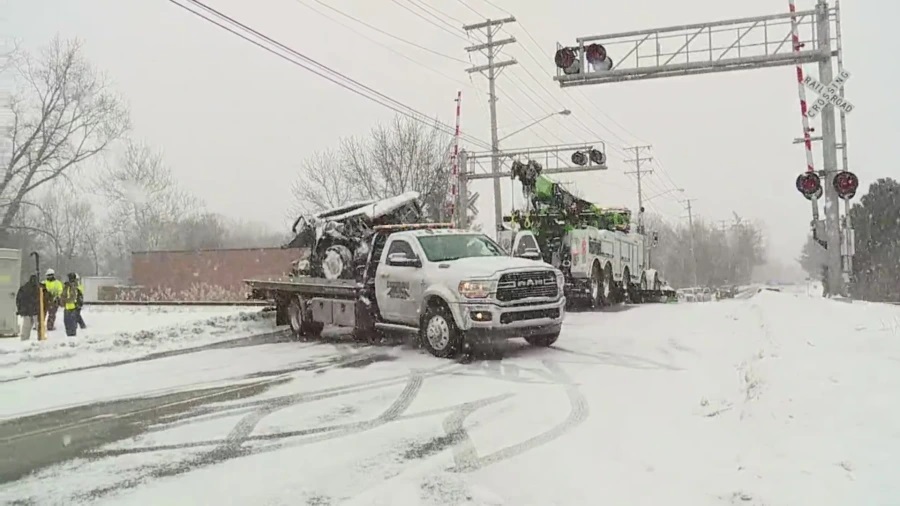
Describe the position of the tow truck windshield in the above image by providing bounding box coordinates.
[417,234,505,262]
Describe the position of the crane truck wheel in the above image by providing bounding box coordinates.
[525,331,560,347]
[601,263,615,307]
[622,268,638,304]
[590,262,603,309]
[420,302,462,358]
[288,295,324,340]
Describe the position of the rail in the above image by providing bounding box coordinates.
[84,300,270,307]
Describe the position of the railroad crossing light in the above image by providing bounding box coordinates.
[796,172,822,200]
[585,43,613,72]
[571,151,587,166]
[833,171,859,200]
[571,149,605,167]
[554,47,581,75]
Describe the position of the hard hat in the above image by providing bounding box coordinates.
[46,268,55,276]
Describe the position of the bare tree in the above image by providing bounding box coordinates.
[0,37,129,242]
[293,115,452,218]
[98,141,198,254]
[33,181,95,270]
[643,212,767,288]
[291,148,357,214]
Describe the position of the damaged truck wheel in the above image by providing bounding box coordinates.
[320,243,354,280]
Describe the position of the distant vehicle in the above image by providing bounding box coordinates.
[677,287,713,303]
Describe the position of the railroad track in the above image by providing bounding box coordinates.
[84,300,271,307]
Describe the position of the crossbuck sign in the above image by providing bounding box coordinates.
[804,69,854,119]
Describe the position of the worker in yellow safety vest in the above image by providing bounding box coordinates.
[74,273,86,329]
[60,272,82,337]
[42,269,64,331]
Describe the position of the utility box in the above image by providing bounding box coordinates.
[0,249,22,337]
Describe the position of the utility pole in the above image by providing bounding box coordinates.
[683,199,699,287]
[464,17,517,231]
[815,0,844,296]
[623,145,653,234]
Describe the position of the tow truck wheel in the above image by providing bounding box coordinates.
[525,330,560,347]
[420,304,462,358]
[288,295,323,340]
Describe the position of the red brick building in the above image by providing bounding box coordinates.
[131,247,307,300]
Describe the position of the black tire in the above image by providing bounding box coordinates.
[525,331,560,347]
[590,262,603,309]
[419,303,463,358]
[621,268,634,304]
[288,295,323,341]
[321,244,354,280]
[601,263,615,306]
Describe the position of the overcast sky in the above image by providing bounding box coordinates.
[3,0,897,260]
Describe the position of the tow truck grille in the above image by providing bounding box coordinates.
[496,271,558,301]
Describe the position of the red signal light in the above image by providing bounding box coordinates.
[555,48,576,69]
[589,149,606,165]
[585,44,607,63]
[585,43,613,71]
[833,171,859,200]
[571,151,587,166]
[796,172,822,200]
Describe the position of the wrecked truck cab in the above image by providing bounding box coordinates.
[285,191,424,280]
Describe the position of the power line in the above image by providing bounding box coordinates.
[472,0,512,16]
[307,0,470,64]
[391,0,469,41]
[170,0,491,150]
[292,0,474,90]
[456,0,485,18]
[410,0,465,25]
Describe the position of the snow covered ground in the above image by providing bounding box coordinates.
[0,305,275,382]
[2,289,899,505]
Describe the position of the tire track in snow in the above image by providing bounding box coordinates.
[73,363,462,503]
[442,359,589,472]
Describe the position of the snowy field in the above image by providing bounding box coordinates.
[0,305,275,382]
[1,289,899,505]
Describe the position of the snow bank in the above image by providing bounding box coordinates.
[2,291,899,505]
[0,306,275,381]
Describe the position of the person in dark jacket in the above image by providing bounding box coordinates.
[15,275,40,341]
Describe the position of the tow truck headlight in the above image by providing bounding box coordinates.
[556,271,565,290]
[458,280,495,299]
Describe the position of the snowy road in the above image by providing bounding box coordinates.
[2,289,900,505]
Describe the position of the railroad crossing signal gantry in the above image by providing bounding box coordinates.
[551,1,851,297]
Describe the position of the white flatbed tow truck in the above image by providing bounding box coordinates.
[246,224,566,358]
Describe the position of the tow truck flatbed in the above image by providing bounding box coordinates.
[246,276,359,299]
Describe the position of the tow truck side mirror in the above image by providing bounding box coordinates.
[387,253,422,268]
